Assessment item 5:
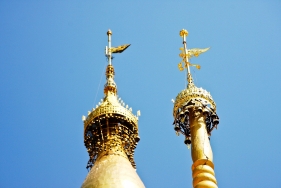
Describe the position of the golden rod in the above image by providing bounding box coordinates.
[189,107,217,188]
[107,29,112,65]
[180,29,191,75]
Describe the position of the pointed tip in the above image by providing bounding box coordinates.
[187,72,195,88]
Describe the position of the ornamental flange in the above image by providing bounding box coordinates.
[84,116,140,170]
[84,99,138,133]
[84,108,140,170]
[173,85,216,118]
[83,90,140,170]
[173,85,219,146]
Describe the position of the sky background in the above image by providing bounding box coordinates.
[0,1,281,188]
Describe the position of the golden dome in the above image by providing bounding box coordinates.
[81,151,145,188]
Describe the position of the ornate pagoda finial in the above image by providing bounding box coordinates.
[81,30,144,188]
[104,29,131,96]
[178,29,210,88]
[82,29,142,175]
[173,29,220,188]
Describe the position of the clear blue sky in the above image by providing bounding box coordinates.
[0,1,281,188]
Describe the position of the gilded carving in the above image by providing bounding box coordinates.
[83,30,141,173]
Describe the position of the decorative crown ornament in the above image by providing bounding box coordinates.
[172,29,219,147]
[82,30,141,170]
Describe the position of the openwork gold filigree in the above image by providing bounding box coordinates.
[177,29,209,75]
[173,29,219,143]
[83,30,140,170]
[173,85,216,117]
[84,95,139,133]
[180,47,210,58]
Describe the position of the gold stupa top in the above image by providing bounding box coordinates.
[173,29,219,144]
[82,30,140,170]
[81,30,145,188]
[81,30,144,188]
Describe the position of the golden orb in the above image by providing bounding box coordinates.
[179,29,188,37]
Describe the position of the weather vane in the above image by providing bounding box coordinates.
[178,29,210,85]
[105,29,131,65]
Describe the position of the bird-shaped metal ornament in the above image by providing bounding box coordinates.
[105,30,131,65]
[183,47,210,58]
[178,47,210,71]
[110,44,131,53]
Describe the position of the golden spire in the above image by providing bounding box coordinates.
[178,29,210,87]
[104,30,130,96]
[173,29,220,188]
[81,30,144,188]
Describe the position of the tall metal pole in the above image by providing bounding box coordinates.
[107,29,112,65]
[189,107,217,188]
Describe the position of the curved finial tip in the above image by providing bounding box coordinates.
[107,29,112,36]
